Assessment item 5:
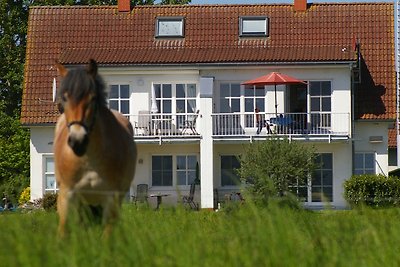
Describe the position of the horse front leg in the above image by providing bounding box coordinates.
[57,188,70,238]
[102,193,121,238]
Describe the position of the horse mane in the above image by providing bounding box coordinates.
[59,60,107,107]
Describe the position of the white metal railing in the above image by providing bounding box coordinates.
[126,112,350,139]
[212,112,350,136]
[126,112,200,137]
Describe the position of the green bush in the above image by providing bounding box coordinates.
[42,193,58,211]
[344,174,400,208]
[238,138,316,204]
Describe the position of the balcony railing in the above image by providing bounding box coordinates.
[126,112,350,141]
[126,112,200,138]
[212,112,350,137]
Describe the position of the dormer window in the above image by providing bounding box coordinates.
[156,17,184,38]
[239,16,269,37]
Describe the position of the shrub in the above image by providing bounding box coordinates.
[238,138,316,205]
[344,174,400,208]
[18,187,30,205]
[42,193,58,211]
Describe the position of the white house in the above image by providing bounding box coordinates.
[21,0,396,209]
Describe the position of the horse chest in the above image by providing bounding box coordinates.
[73,170,104,191]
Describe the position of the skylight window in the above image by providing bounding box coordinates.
[239,16,269,37]
[156,17,184,38]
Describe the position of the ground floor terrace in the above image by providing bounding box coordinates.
[29,119,389,210]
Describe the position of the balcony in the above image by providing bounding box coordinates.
[127,112,201,143]
[212,112,351,142]
[127,112,351,143]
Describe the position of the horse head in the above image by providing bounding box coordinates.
[56,59,106,156]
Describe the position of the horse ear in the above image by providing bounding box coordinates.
[87,59,98,77]
[56,62,68,77]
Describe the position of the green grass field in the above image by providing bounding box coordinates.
[1,203,400,267]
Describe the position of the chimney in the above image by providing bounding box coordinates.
[294,0,307,12]
[118,0,130,13]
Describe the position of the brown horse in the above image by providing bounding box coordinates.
[54,59,137,237]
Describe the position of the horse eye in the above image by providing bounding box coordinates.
[61,94,67,102]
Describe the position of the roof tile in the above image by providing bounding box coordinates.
[22,3,395,127]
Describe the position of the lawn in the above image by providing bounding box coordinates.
[1,203,400,267]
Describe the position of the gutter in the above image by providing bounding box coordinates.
[21,123,56,128]
[65,61,356,69]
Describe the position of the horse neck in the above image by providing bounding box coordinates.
[87,106,110,152]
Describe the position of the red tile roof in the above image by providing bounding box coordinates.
[389,128,397,148]
[22,3,395,126]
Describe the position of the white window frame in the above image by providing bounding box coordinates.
[354,152,376,175]
[153,83,198,113]
[219,83,241,113]
[289,153,333,204]
[176,155,198,186]
[43,155,58,194]
[244,84,266,128]
[311,153,333,203]
[155,17,185,38]
[239,16,269,37]
[151,155,173,187]
[151,154,199,188]
[309,81,332,130]
[109,84,130,115]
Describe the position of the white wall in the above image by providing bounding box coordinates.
[101,69,200,118]
[199,65,352,117]
[353,121,390,176]
[30,127,54,200]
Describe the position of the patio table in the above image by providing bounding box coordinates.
[149,193,170,210]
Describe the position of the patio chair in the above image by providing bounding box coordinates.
[132,184,149,205]
[182,183,198,210]
[134,110,151,135]
[182,110,200,134]
[213,188,219,210]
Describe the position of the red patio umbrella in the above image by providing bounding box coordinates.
[241,72,306,117]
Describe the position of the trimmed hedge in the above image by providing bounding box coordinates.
[344,174,400,208]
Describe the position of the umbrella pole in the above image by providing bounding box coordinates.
[274,84,278,117]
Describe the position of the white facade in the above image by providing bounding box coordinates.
[29,64,390,209]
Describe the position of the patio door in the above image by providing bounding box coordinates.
[288,81,331,133]
[288,84,307,131]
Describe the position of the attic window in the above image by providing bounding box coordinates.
[239,16,269,37]
[156,17,184,38]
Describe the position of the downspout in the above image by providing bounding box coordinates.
[351,65,355,176]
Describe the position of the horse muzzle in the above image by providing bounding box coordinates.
[67,122,89,157]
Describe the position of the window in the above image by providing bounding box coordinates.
[44,156,58,194]
[154,84,172,114]
[151,155,198,187]
[312,153,333,202]
[109,84,130,115]
[152,156,173,186]
[309,81,331,130]
[156,17,184,37]
[220,83,241,113]
[153,83,197,113]
[176,84,197,114]
[244,84,265,127]
[354,152,375,175]
[239,16,269,37]
[177,155,197,186]
[176,84,197,127]
[289,177,308,202]
[221,155,241,186]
